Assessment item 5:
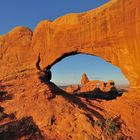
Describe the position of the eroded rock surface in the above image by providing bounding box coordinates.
[0,27,35,78]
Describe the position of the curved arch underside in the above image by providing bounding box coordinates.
[0,0,140,90]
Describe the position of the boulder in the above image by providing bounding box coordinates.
[65,85,74,93]
[98,81,106,91]
[65,84,80,93]
[104,80,116,92]
[73,84,80,92]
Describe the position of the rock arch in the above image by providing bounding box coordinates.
[0,0,140,90]
[32,0,140,89]
[50,54,129,86]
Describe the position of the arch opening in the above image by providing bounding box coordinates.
[50,54,129,100]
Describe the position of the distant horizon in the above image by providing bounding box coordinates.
[55,82,130,87]
[57,83,130,87]
[56,83,130,87]
[54,73,129,86]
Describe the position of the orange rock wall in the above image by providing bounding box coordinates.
[0,27,35,77]
[0,0,140,89]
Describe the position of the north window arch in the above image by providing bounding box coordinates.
[51,54,129,92]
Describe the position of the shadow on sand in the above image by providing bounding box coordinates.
[0,91,13,102]
[74,87,124,101]
[56,91,105,120]
[0,83,13,102]
[0,116,44,140]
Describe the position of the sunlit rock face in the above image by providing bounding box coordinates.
[0,27,35,77]
[0,0,140,90]
[65,85,74,93]
[81,73,89,86]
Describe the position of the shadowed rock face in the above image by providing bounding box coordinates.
[0,116,43,140]
[0,0,140,90]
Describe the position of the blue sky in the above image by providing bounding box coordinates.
[0,0,129,85]
[52,54,129,86]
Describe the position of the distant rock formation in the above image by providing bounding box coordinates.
[65,84,80,93]
[80,80,98,93]
[81,78,118,94]
[104,80,116,92]
[98,81,106,91]
[81,73,89,86]
[65,85,73,93]
[65,73,119,99]
[73,84,80,92]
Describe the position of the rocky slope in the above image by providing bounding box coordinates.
[1,69,139,139]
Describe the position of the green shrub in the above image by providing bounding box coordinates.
[94,118,120,137]
[94,120,103,128]
[104,118,119,137]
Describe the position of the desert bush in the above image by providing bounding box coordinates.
[94,118,120,138]
[104,118,119,137]
[94,119,103,128]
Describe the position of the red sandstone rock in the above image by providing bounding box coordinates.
[65,85,73,93]
[65,84,80,93]
[81,73,89,86]
[98,81,106,91]
[104,80,116,92]
[80,81,97,93]
[73,84,80,92]
[0,27,35,78]
[0,116,43,140]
